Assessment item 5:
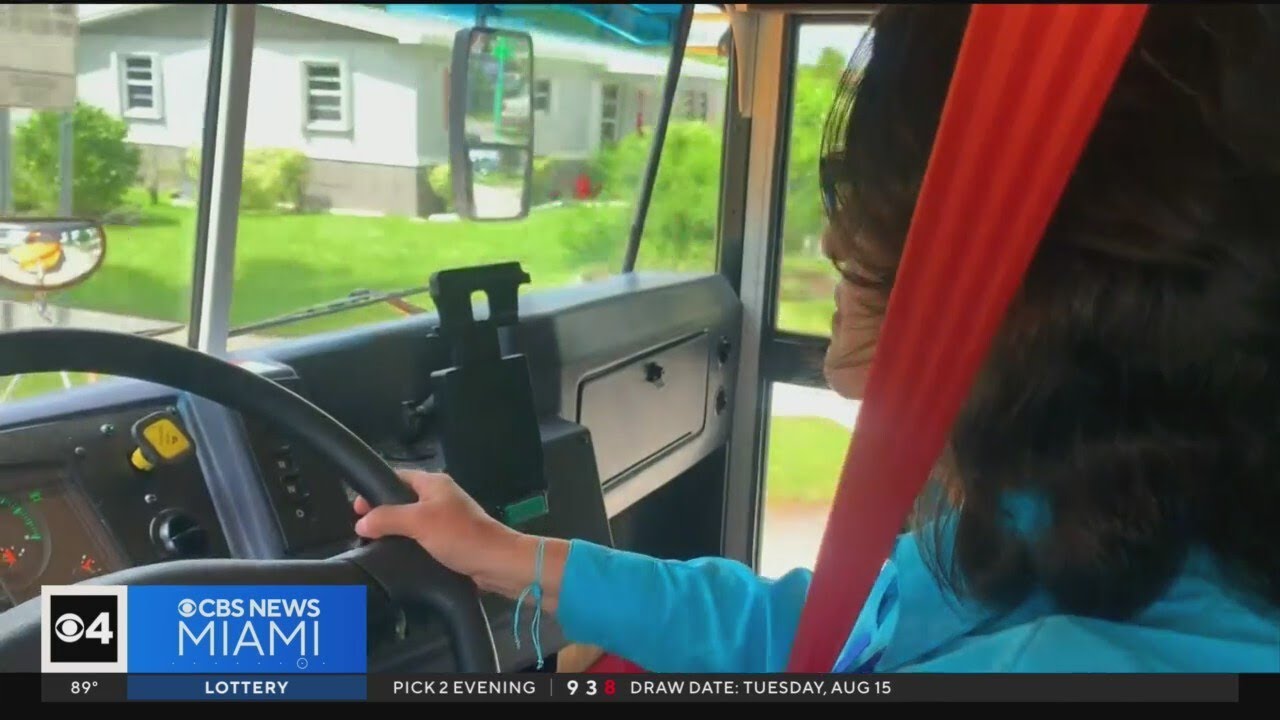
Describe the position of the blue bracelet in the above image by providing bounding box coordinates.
[513,537,546,670]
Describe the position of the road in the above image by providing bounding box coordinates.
[471,180,525,219]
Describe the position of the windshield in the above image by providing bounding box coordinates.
[0,3,730,397]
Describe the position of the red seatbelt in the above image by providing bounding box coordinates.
[785,4,1149,673]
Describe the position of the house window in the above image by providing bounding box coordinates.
[120,53,162,119]
[600,83,620,145]
[304,61,348,131]
[682,90,708,121]
[533,79,551,112]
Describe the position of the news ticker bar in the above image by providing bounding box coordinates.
[26,673,1275,703]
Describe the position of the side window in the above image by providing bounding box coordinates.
[681,89,708,121]
[533,79,552,113]
[119,53,163,120]
[302,61,348,131]
[775,22,868,338]
[760,21,868,575]
[632,12,730,273]
[599,83,620,145]
[1,4,209,402]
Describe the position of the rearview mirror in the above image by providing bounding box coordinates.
[449,27,535,221]
[0,218,106,292]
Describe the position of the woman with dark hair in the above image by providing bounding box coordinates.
[354,4,1280,672]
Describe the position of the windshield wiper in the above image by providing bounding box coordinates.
[228,284,433,337]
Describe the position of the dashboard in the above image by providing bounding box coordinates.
[0,462,126,606]
[0,361,357,613]
[0,273,742,670]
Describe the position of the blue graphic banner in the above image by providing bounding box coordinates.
[126,585,367,674]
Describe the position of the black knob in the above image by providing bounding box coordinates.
[717,336,732,365]
[644,362,665,386]
[152,511,209,558]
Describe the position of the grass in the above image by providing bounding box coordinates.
[777,254,837,337]
[765,416,851,505]
[10,189,842,338]
[35,190,602,337]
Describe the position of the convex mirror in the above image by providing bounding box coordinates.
[0,218,106,292]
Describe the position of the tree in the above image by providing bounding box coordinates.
[592,120,722,265]
[12,102,140,218]
[567,47,851,267]
[783,48,849,255]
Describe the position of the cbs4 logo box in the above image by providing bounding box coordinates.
[42,585,367,674]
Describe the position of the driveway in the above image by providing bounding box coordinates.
[471,182,524,219]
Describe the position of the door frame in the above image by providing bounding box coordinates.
[718,11,877,569]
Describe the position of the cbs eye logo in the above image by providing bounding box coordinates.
[48,594,118,664]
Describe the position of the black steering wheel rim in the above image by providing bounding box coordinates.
[0,327,499,672]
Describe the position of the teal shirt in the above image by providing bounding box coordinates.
[553,522,1280,672]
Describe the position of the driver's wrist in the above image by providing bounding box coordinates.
[474,530,566,612]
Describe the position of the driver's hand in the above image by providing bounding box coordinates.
[352,469,572,605]
[352,470,516,582]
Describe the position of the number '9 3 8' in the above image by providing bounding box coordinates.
[564,679,616,696]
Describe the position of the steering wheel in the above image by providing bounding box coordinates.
[0,328,500,673]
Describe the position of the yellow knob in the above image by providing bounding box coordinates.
[130,447,155,472]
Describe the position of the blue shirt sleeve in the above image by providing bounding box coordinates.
[553,540,814,673]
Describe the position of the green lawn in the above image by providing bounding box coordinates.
[777,255,837,337]
[13,191,840,338]
[765,415,850,505]
[43,192,604,336]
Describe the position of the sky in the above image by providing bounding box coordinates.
[690,14,870,67]
[796,24,870,66]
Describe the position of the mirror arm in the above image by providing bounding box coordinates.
[621,3,695,273]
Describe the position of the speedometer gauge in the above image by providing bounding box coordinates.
[0,491,52,598]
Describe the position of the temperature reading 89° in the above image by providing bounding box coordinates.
[71,680,98,695]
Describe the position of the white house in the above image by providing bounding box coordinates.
[75,3,729,216]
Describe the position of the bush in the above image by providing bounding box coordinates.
[185,147,310,211]
[593,120,722,264]
[557,203,629,268]
[427,164,453,212]
[428,157,564,214]
[12,102,140,218]
[532,157,556,203]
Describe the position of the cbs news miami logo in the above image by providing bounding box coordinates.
[41,584,365,674]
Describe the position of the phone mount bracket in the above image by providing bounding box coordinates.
[427,262,548,526]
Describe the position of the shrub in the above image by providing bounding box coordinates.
[427,164,452,212]
[427,157,562,213]
[557,203,629,268]
[184,146,310,211]
[592,120,722,264]
[12,102,140,218]
[532,157,556,203]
